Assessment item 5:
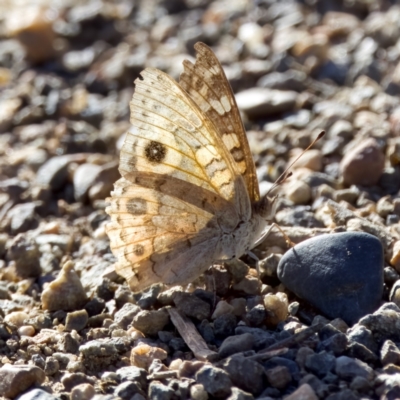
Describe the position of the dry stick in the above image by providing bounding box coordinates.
[248,322,325,362]
[168,308,218,362]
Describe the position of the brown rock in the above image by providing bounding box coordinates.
[340,139,385,186]
[41,261,88,311]
[0,364,45,399]
[284,383,318,400]
[130,344,167,370]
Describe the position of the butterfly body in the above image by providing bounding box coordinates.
[106,42,275,292]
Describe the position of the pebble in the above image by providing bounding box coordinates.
[73,163,102,203]
[278,232,384,324]
[130,344,167,370]
[340,138,385,186]
[65,309,89,331]
[41,260,88,311]
[235,88,297,119]
[265,365,292,389]
[232,276,259,295]
[36,155,77,191]
[70,383,96,400]
[17,389,57,400]
[284,383,318,400]
[218,333,254,358]
[358,303,400,343]
[0,364,45,398]
[211,300,234,319]
[4,311,28,327]
[8,202,39,234]
[196,365,232,398]
[263,292,289,326]
[7,233,41,278]
[18,325,35,336]
[132,309,169,336]
[335,355,373,380]
[380,339,400,366]
[285,180,312,204]
[223,357,266,395]
[148,381,175,400]
[214,313,237,337]
[227,387,254,400]
[305,350,335,377]
[173,292,211,321]
[114,303,141,329]
[190,384,208,400]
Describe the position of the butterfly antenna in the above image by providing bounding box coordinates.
[266,130,325,196]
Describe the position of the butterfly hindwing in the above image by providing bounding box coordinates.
[106,176,233,290]
[179,42,260,202]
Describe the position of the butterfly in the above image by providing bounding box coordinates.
[105,42,279,292]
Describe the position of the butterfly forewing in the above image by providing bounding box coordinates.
[179,42,260,202]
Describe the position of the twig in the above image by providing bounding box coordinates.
[256,322,324,355]
[168,308,218,362]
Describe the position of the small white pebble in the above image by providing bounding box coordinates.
[111,329,128,338]
[4,311,28,327]
[18,325,35,337]
[71,383,95,400]
[285,180,311,204]
[127,327,145,340]
[169,359,183,370]
[190,384,208,400]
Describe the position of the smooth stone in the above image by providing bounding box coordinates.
[235,88,297,119]
[277,232,384,325]
[0,365,45,399]
[340,138,385,186]
[16,388,57,400]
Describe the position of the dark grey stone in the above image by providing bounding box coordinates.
[214,313,237,337]
[262,357,300,381]
[347,325,378,353]
[277,232,384,325]
[305,351,335,378]
[148,381,174,400]
[16,389,57,400]
[222,355,266,396]
[321,332,348,356]
[335,356,373,381]
[116,366,147,389]
[245,305,266,327]
[299,374,330,398]
[114,303,140,329]
[234,326,276,350]
[347,342,378,364]
[219,333,255,358]
[358,302,400,344]
[174,292,211,321]
[114,381,144,399]
[325,388,359,400]
[196,365,232,398]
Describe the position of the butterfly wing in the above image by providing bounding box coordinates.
[106,66,252,291]
[107,176,227,290]
[179,42,260,202]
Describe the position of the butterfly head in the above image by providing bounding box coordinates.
[254,194,279,221]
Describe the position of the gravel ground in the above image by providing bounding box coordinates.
[2,0,400,399]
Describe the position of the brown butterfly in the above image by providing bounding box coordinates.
[106,42,280,292]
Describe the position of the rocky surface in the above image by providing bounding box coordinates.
[1,0,400,399]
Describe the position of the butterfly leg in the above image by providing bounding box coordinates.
[254,223,295,249]
[247,250,268,315]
